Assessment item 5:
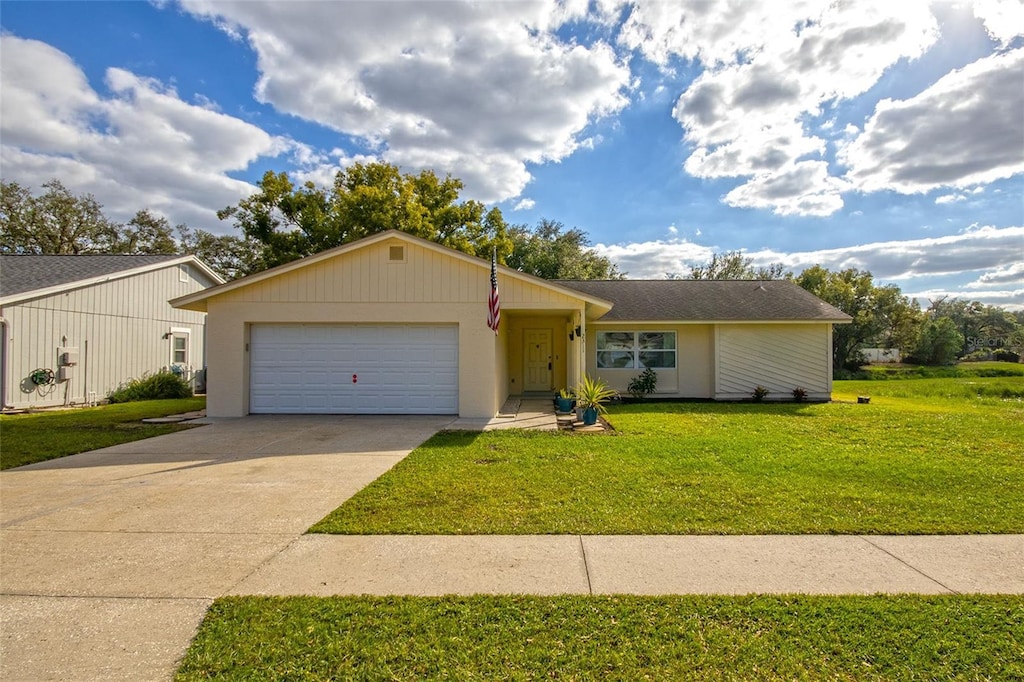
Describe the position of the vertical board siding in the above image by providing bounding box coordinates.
[213,240,582,307]
[716,324,830,398]
[3,265,211,408]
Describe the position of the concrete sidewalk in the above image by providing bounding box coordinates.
[233,533,1024,597]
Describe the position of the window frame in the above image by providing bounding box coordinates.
[596,330,676,370]
[170,327,190,366]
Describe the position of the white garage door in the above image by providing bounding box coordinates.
[249,324,458,414]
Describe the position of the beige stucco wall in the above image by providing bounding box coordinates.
[585,324,714,398]
[1,263,212,409]
[201,237,589,418]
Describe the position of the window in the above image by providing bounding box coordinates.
[179,264,189,282]
[596,331,676,369]
[388,245,406,262]
[172,334,188,365]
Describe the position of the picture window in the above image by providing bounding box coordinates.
[596,331,676,369]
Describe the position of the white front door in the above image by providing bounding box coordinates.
[524,329,552,392]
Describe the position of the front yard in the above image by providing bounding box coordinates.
[311,377,1024,535]
[0,398,206,469]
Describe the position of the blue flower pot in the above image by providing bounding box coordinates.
[555,396,575,413]
[582,406,598,425]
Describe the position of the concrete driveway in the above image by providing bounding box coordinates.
[0,415,450,682]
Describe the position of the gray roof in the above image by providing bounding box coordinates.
[555,279,852,322]
[0,254,182,298]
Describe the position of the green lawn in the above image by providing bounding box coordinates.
[857,360,1024,380]
[177,595,1024,680]
[0,398,206,469]
[311,377,1024,535]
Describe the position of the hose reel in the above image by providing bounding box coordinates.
[30,368,55,386]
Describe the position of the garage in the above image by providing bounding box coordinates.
[249,324,458,414]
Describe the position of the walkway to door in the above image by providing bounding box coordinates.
[447,397,560,431]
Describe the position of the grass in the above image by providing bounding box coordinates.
[311,377,1024,535]
[0,398,206,469]
[856,360,1024,380]
[176,595,1024,680]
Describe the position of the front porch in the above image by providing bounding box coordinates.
[501,312,585,399]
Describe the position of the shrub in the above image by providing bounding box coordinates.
[627,367,658,400]
[752,385,769,402]
[107,370,192,403]
[792,387,807,402]
[994,350,1020,363]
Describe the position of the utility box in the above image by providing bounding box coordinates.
[59,347,79,366]
[57,365,74,382]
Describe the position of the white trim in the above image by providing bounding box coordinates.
[590,318,851,326]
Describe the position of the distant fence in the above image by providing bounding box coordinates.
[862,348,901,363]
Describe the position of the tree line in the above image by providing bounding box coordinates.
[3,167,1020,373]
[676,250,1024,372]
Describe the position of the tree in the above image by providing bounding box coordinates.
[177,225,266,281]
[679,250,788,280]
[506,219,622,280]
[1,179,120,254]
[217,163,511,268]
[913,317,962,365]
[926,297,1018,356]
[111,210,179,255]
[794,265,919,372]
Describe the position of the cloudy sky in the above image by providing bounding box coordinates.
[2,0,1022,308]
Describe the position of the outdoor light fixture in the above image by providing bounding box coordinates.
[575,325,582,336]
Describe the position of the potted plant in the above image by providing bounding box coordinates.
[574,375,617,426]
[555,388,576,413]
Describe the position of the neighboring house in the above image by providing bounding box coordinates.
[0,254,222,410]
[171,230,851,419]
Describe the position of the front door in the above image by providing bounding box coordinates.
[524,329,552,392]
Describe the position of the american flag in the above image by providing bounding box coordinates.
[487,247,500,334]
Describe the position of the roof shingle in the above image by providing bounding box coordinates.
[555,279,852,322]
[0,254,182,298]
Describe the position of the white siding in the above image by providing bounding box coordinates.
[715,324,832,400]
[2,264,212,409]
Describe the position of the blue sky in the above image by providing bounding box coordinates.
[1,1,1021,308]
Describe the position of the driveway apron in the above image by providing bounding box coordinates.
[0,415,449,682]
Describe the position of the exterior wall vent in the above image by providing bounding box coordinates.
[388,245,406,263]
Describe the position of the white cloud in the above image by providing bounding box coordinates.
[180,0,631,203]
[513,198,536,211]
[968,261,1024,287]
[746,225,1024,280]
[973,0,1024,46]
[594,226,1024,291]
[935,193,967,204]
[592,238,715,278]
[906,287,1024,310]
[653,0,939,215]
[0,35,290,230]
[722,161,848,217]
[841,48,1024,194]
[666,224,678,235]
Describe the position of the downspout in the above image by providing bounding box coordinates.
[0,316,8,410]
